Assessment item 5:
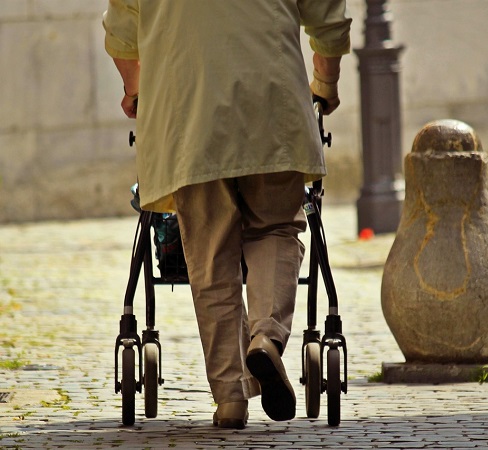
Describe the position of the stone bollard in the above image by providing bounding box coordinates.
[381,119,488,379]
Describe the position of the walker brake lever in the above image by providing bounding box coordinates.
[129,131,136,147]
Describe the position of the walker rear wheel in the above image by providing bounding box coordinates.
[326,348,341,426]
[144,343,159,418]
[304,342,322,418]
[121,347,136,426]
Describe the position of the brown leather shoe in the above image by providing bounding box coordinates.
[246,335,296,421]
[212,401,248,429]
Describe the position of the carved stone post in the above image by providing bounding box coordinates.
[382,120,488,366]
[354,0,405,234]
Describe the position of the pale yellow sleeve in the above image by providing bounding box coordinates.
[299,0,352,57]
[103,0,139,60]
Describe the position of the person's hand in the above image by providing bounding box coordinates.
[121,90,138,119]
[310,70,340,115]
[112,58,140,119]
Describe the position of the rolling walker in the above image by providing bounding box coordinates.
[114,101,348,426]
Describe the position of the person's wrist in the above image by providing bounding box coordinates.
[313,69,339,84]
[311,69,339,99]
[124,85,138,99]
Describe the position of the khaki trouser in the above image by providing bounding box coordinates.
[173,172,306,404]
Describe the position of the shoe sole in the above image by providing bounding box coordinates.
[213,413,248,430]
[246,349,296,421]
[213,418,247,429]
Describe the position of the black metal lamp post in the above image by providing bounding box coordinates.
[354,0,405,234]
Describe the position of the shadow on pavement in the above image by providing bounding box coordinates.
[2,412,488,449]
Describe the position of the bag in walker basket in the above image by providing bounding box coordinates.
[131,184,187,277]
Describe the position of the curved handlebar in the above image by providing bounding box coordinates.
[313,95,332,148]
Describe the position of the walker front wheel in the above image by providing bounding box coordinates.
[304,342,322,418]
[121,347,136,426]
[326,348,341,426]
[144,343,159,418]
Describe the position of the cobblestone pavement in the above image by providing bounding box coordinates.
[1,205,487,449]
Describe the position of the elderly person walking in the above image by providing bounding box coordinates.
[104,0,351,429]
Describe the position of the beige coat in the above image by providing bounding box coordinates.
[104,0,352,212]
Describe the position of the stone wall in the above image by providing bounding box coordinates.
[1,0,487,222]
[0,1,136,223]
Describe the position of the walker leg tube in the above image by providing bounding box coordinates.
[304,194,339,310]
[124,210,153,311]
[143,230,156,329]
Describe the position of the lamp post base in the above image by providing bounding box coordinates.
[356,189,403,235]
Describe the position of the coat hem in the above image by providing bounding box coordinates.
[140,166,326,213]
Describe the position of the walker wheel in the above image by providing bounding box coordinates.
[326,348,341,426]
[122,347,136,426]
[144,343,159,418]
[304,342,322,418]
